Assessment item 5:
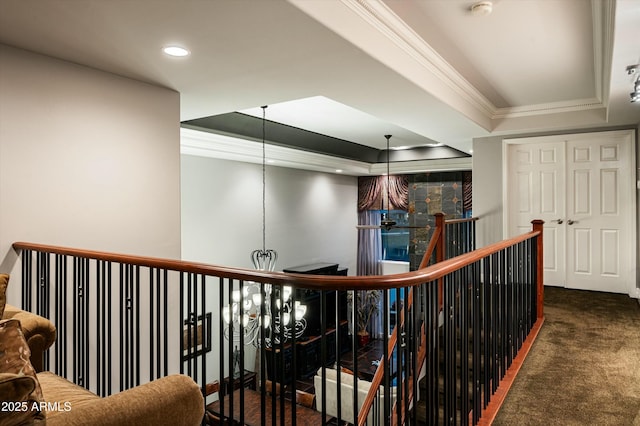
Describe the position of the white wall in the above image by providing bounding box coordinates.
[181,154,358,273]
[0,45,183,386]
[181,154,358,393]
[0,44,182,288]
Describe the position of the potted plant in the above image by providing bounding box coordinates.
[348,290,381,346]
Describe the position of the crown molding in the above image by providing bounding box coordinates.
[181,128,471,176]
[492,97,604,119]
[369,157,472,175]
[322,0,614,125]
[181,128,371,175]
[341,0,496,118]
[591,0,616,112]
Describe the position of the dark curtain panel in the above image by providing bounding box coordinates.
[388,175,409,210]
[463,171,473,213]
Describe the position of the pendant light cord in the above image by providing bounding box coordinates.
[261,105,267,253]
[385,134,391,217]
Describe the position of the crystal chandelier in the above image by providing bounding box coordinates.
[222,283,307,347]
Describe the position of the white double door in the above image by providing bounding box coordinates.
[506,130,636,295]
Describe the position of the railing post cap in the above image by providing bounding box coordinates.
[531,219,545,225]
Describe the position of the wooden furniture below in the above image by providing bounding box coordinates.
[206,388,323,426]
[221,370,257,396]
[265,320,349,382]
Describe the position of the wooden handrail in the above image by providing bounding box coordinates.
[13,228,539,292]
[444,216,479,225]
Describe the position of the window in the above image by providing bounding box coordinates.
[380,210,409,261]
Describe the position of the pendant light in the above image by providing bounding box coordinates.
[251,105,278,271]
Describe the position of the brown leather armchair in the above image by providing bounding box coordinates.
[2,305,204,426]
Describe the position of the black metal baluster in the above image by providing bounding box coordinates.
[74,257,81,387]
[218,277,225,424]
[162,269,168,377]
[107,261,112,395]
[228,279,236,425]
[21,250,32,312]
[97,260,103,396]
[191,273,198,388]
[39,252,51,370]
[444,274,454,425]
[460,268,469,426]
[149,268,155,383]
[472,261,481,424]
[290,285,300,426]
[201,274,207,397]
[130,265,138,388]
[335,290,342,426]
[179,272,184,377]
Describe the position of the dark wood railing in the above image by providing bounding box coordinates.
[11,217,542,426]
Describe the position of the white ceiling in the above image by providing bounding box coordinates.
[0,0,638,157]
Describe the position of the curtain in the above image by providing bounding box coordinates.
[358,176,409,212]
[356,211,385,338]
[355,211,379,337]
[357,210,381,275]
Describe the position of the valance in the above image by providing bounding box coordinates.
[358,175,408,212]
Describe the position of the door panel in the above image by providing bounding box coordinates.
[565,134,633,293]
[506,130,635,295]
[507,142,566,286]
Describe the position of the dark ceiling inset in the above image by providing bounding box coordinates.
[182,112,471,164]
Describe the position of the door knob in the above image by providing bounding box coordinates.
[567,219,576,225]
[553,219,564,224]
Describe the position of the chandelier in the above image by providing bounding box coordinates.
[222,283,307,347]
[222,105,306,348]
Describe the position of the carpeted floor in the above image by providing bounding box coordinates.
[493,286,640,426]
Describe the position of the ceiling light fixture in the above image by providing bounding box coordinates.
[162,45,190,57]
[470,1,493,16]
[627,64,640,103]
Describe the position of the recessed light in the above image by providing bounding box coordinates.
[162,46,190,57]
[335,169,343,173]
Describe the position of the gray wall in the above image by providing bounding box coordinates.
[181,154,358,274]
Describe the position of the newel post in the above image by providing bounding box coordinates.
[531,220,544,319]
[435,212,445,308]
[434,213,445,263]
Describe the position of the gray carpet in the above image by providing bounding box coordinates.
[493,286,640,426]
